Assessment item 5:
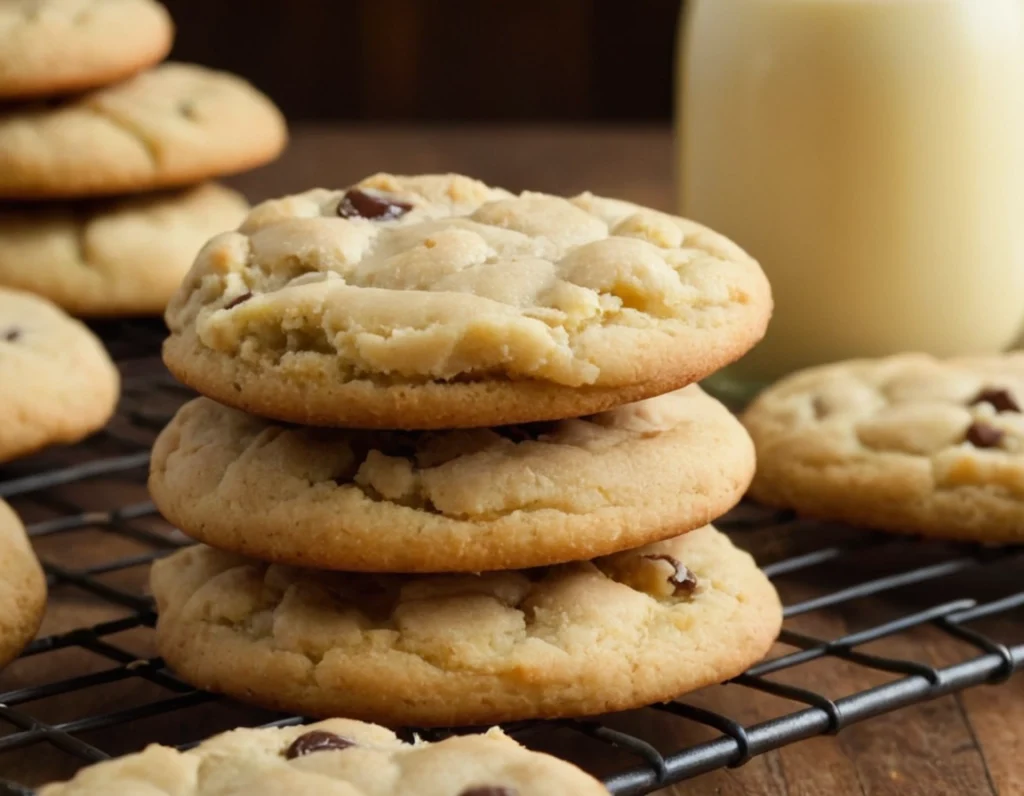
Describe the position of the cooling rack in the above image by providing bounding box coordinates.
[0,318,1022,796]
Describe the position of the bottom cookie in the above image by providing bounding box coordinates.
[0,499,45,668]
[39,718,609,795]
[0,183,248,317]
[151,525,781,727]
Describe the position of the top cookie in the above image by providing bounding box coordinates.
[0,63,287,199]
[0,0,172,99]
[164,173,772,428]
[743,353,1024,541]
[38,719,609,795]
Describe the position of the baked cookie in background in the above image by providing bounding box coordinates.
[0,63,287,199]
[0,0,172,100]
[0,184,248,316]
[164,172,772,429]
[743,353,1024,542]
[38,719,610,795]
[0,499,45,669]
[151,526,781,727]
[0,287,119,462]
[149,387,755,572]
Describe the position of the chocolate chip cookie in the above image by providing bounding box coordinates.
[0,0,172,99]
[38,719,609,795]
[0,63,287,199]
[0,184,248,316]
[0,287,119,462]
[744,353,1024,541]
[163,173,772,428]
[150,386,754,572]
[0,499,45,668]
[151,525,781,726]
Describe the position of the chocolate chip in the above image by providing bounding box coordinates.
[2,328,20,342]
[459,788,519,796]
[283,730,355,759]
[970,388,1021,414]
[965,422,1005,449]
[336,188,412,220]
[224,292,252,310]
[644,554,698,595]
[493,421,560,443]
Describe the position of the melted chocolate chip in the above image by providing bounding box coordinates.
[283,730,355,759]
[493,421,561,443]
[337,188,413,220]
[965,422,1005,449]
[459,788,519,796]
[644,554,699,595]
[971,388,1021,414]
[2,328,20,342]
[224,292,252,310]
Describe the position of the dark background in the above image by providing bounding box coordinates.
[162,0,683,122]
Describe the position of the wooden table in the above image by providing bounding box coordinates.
[1,126,1022,795]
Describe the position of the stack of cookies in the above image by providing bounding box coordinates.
[149,173,783,727]
[0,0,287,317]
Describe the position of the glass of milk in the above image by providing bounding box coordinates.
[678,0,1024,402]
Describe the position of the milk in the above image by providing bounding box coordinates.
[678,0,1024,397]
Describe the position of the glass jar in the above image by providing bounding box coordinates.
[678,0,1024,402]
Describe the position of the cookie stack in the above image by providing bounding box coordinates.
[149,173,783,727]
[0,0,287,317]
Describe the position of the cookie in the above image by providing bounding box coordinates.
[152,525,781,727]
[150,386,754,572]
[163,173,772,429]
[743,353,1024,541]
[0,0,172,100]
[0,287,119,462]
[0,499,46,668]
[38,720,609,796]
[0,63,287,199]
[0,184,248,317]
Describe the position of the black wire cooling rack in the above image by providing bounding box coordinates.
[1,318,1023,795]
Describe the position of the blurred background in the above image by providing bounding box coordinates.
[162,0,681,122]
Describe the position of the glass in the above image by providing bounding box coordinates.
[677,0,1024,402]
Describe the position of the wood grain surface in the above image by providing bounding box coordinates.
[0,126,1021,795]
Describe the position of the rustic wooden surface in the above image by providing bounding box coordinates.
[1,126,1022,795]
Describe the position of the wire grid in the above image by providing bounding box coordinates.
[1,319,1023,796]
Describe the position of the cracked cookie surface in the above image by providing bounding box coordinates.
[0,499,45,669]
[0,287,119,462]
[39,719,609,795]
[0,183,248,316]
[743,353,1024,541]
[0,0,172,99]
[0,62,287,198]
[150,386,754,572]
[151,526,781,726]
[164,173,772,428]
